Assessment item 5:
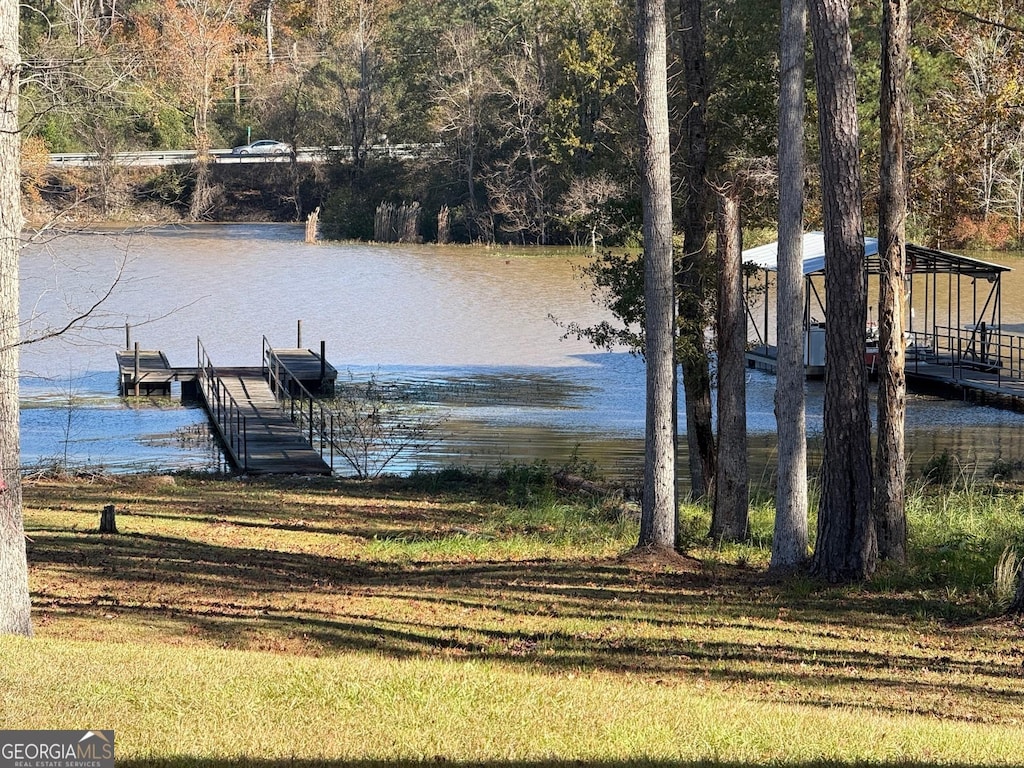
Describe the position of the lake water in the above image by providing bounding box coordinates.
[18,223,1024,483]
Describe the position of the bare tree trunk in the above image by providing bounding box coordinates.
[711,189,748,542]
[875,0,909,564]
[678,0,716,502]
[772,0,809,571]
[265,0,275,66]
[0,0,32,636]
[637,0,678,550]
[809,0,877,583]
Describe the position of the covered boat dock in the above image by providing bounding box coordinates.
[743,232,1024,407]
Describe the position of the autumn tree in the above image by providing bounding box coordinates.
[431,22,498,241]
[485,40,550,244]
[556,172,625,249]
[925,2,1024,241]
[809,0,876,582]
[294,0,394,166]
[0,0,32,636]
[136,0,252,219]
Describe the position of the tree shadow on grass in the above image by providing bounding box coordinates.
[22,462,1024,724]
[24,525,1024,726]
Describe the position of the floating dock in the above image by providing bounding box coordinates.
[118,336,338,474]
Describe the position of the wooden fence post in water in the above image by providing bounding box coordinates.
[374,201,422,242]
[99,504,118,534]
[133,342,140,396]
[438,205,450,244]
[305,207,320,244]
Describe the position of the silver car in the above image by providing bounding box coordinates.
[231,139,290,155]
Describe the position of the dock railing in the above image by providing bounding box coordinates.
[262,337,336,470]
[908,324,1024,385]
[197,338,250,471]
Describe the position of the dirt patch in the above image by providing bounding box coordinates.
[616,544,703,573]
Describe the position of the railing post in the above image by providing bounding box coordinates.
[320,340,326,389]
[133,342,140,396]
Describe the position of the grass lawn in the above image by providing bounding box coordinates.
[2,470,1023,767]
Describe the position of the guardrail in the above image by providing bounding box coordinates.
[197,338,249,471]
[48,143,443,168]
[262,337,336,471]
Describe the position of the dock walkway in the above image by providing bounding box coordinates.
[200,365,332,475]
[119,337,338,475]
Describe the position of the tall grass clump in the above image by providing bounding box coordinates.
[992,546,1022,608]
[902,472,1024,603]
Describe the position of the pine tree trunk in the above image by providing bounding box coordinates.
[772,0,809,571]
[678,0,717,502]
[809,0,877,583]
[0,0,32,636]
[875,0,909,564]
[711,189,748,542]
[636,0,677,550]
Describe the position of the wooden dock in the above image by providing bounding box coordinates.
[118,337,339,475]
[905,358,1024,410]
[746,341,1024,411]
[198,365,332,475]
[116,348,190,396]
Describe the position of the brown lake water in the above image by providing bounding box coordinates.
[17,223,1024,483]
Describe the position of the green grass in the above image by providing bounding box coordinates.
[3,637,1022,766]
[4,470,1024,766]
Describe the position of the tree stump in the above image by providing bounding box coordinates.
[99,504,118,534]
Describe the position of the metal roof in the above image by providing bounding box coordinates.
[743,231,1010,278]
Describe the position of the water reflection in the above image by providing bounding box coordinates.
[17,224,1024,482]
